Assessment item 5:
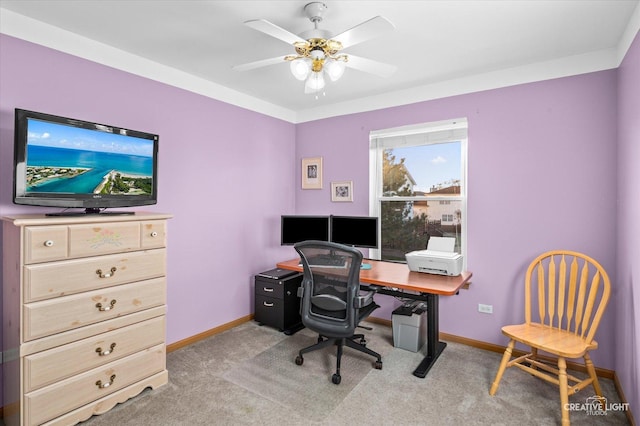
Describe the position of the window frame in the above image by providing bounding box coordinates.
[368,118,468,265]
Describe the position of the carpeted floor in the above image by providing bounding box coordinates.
[81,321,630,425]
[222,325,393,421]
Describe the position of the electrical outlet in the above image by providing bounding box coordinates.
[478,303,493,314]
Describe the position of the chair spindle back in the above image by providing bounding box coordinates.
[524,250,610,343]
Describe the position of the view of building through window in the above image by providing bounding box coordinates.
[380,143,463,261]
[370,122,466,263]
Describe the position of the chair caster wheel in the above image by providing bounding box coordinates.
[332,374,341,384]
[374,361,383,369]
[295,355,304,365]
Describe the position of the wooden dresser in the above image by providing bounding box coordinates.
[1,212,172,425]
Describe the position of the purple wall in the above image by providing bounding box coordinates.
[0,28,638,415]
[0,34,297,346]
[616,31,640,417]
[296,72,619,370]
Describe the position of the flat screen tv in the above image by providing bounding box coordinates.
[280,215,330,245]
[13,108,159,215]
[330,215,379,248]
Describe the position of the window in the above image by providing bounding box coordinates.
[369,119,467,263]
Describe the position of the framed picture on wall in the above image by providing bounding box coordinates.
[302,157,323,189]
[331,181,353,202]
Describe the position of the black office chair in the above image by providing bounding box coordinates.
[293,240,383,384]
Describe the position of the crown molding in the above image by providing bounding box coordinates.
[0,9,297,123]
[617,2,640,64]
[295,48,619,123]
[2,6,638,124]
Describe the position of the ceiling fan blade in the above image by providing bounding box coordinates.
[244,19,306,46]
[332,16,395,50]
[232,56,285,72]
[345,54,397,78]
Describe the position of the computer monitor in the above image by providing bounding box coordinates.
[280,215,330,245]
[330,216,379,248]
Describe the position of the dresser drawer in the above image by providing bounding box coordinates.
[23,278,166,341]
[25,344,166,426]
[24,316,165,392]
[68,222,141,258]
[140,220,167,249]
[24,248,166,302]
[23,221,144,264]
[24,225,69,264]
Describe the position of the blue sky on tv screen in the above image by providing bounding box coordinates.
[27,118,154,157]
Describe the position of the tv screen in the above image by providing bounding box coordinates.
[13,109,159,215]
[281,215,330,245]
[330,216,379,248]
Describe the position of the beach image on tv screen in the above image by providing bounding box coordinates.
[25,118,154,195]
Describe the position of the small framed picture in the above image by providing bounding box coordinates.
[301,157,323,189]
[331,181,353,202]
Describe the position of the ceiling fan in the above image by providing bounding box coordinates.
[233,2,397,95]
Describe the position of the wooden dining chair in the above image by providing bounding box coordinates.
[489,250,611,425]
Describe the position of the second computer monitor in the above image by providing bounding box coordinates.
[330,215,378,248]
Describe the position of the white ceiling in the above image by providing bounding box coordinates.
[1,0,639,123]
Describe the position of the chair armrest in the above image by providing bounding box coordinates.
[354,290,376,309]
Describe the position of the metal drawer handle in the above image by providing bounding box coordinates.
[44,240,54,247]
[96,267,117,278]
[263,301,274,307]
[96,374,116,389]
[263,287,274,292]
[150,231,158,237]
[96,299,117,312]
[96,342,116,356]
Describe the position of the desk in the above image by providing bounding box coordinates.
[276,258,472,378]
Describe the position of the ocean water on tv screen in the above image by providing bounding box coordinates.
[26,145,153,194]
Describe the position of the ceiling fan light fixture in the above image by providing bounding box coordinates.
[236,2,396,98]
[324,58,345,82]
[290,58,311,80]
[305,71,325,93]
[310,48,325,59]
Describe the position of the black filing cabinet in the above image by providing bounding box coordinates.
[254,270,303,333]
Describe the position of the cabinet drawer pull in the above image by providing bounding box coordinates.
[263,301,274,307]
[150,231,158,237]
[263,287,274,292]
[96,267,117,278]
[96,299,117,312]
[96,342,117,356]
[96,374,116,389]
[44,240,54,247]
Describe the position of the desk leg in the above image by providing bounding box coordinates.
[412,293,446,378]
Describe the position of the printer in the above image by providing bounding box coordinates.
[405,237,463,276]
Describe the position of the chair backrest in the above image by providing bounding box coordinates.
[294,240,363,338]
[524,250,611,343]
